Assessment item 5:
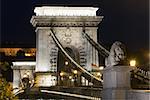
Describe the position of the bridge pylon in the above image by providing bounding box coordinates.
[30,6,103,87]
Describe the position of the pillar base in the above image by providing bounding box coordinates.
[103,66,133,89]
[35,72,57,87]
[102,66,133,100]
[102,88,129,100]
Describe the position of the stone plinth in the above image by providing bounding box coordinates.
[102,66,133,100]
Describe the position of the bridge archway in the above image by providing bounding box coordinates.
[57,46,81,86]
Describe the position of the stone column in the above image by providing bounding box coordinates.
[34,27,56,87]
[102,66,133,100]
[13,69,21,92]
[35,27,50,72]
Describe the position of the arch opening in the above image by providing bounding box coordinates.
[57,47,81,86]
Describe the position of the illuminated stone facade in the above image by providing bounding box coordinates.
[31,6,103,87]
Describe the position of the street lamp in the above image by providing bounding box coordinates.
[73,70,78,86]
[69,76,72,79]
[65,61,69,65]
[60,72,64,76]
[99,66,104,70]
[73,70,78,74]
[130,60,136,66]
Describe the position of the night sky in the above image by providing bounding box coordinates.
[1,0,149,65]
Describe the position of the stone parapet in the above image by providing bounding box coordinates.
[30,16,103,27]
[127,90,150,100]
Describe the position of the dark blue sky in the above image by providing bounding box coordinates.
[1,0,149,64]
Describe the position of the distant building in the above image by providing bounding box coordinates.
[0,48,36,90]
[0,48,36,57]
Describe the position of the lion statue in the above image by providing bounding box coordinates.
[105,41,126,67]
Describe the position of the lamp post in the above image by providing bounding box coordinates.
[130,60,136,67]
[65,61,69,65]
[60,72,64,77]
[59,72,64,85]
[73,70,78,86]
[73,70,78,74]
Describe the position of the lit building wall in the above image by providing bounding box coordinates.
[0,48,36,56]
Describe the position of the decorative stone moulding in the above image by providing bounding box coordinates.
[30,16,103,27]
[31,6,103,27]
[34,6,98,16]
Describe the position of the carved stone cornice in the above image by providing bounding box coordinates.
[30,16,103,27]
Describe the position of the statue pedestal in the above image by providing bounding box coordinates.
[102,66,133,100]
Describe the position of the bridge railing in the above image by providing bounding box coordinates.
[41,90,101,100]
[133,67,150,81]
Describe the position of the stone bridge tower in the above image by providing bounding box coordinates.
[31,6,103,87]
